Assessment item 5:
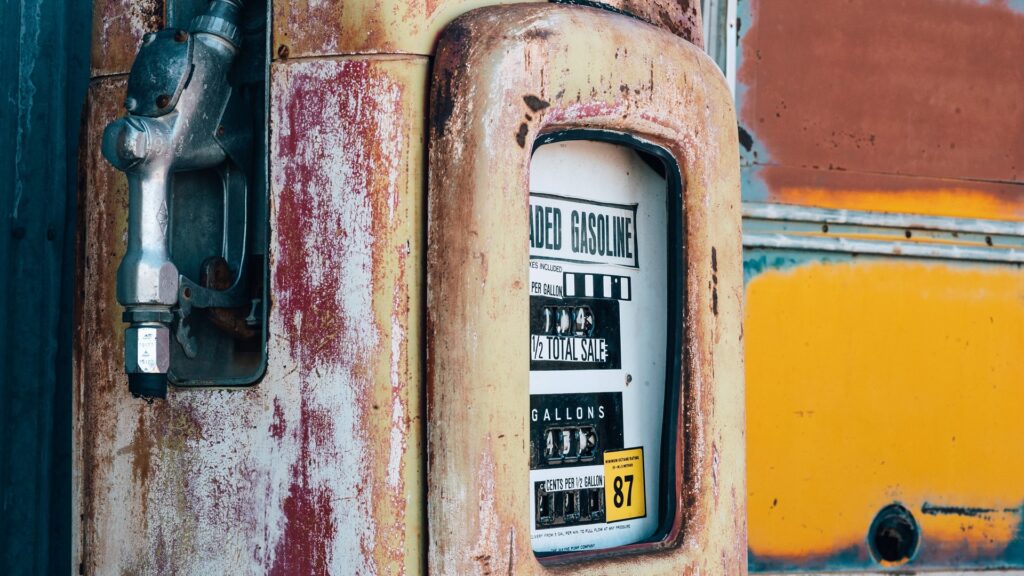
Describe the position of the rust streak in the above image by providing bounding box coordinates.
[91,0,163,77]
[269,397,337,576]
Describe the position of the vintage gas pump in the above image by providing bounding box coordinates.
[427,5,744,573]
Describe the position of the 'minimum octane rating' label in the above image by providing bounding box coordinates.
[603,447,646,522]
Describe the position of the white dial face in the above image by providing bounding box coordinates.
[528,139,671,555]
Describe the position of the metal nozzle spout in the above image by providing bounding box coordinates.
[129,373,168,400]
[123,320,171,399]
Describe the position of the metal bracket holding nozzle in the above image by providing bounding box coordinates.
[103,0,268,399]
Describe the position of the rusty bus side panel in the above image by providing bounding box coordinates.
[75,58,427,574]
[744,251,1024,571]
[738,0,1024,571]
[742,166,1024,222]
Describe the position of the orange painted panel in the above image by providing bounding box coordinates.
[752,165,1024,223]
[746,259,1024,569]
[774,187,1024,223]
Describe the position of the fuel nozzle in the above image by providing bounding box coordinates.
[102,0,246,399]
[124,320,173,400]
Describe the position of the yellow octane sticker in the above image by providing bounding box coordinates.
[603,447,646,522]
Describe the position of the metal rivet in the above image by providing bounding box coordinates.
[156,94,171,109]
[216,126,225,136]
[183,287,192,299]
[174,29,188,43]
[124,97,138,112]
[277,44,290,59]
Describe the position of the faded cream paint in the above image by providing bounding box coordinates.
[427,5,744,574]
[272,0,702,60]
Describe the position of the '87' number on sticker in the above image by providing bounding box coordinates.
[612,474,634,508]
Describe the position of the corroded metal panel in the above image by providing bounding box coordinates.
[736,0,1024,218]
[737,1,1024,571]
[267,56,426,576]
[74,57,426,574]
[272,0,703,60]
[744,253,1024,571]
[613,0,703,47]
[426,5,743,574]
[90,0,164,77]
[75,76,131,574]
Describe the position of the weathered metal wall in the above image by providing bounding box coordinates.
[77,42,427,576]
[738,0,1024,571]
[0,0,91,573]
[270,0,704,59]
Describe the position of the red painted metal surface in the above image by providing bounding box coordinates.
[738,0,1024,219]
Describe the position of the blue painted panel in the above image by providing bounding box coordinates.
[0,0,91,573]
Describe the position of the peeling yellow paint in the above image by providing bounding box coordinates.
[746,260,1024,561]
[772,187,1024,222]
